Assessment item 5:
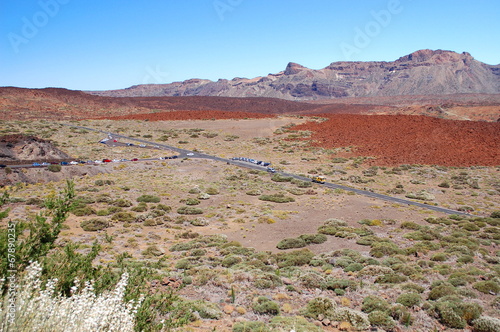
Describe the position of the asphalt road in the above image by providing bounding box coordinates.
[51,124,470,216]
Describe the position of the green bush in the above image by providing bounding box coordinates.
[473,280,500,294]
[361,295,390,313]
[80,218,109,231]
[298,233,327,244]
[275,249,314,267]
[136,195,161,203]
[221,255,242,267]
[47,164,62,172]
[303,297,335,319]
[185,198,200,205]
[258,193,295,203]
[375,273,408,284]
[269,316,323,332]
[206,187,219,195]
[368,310,396,329]
[113,199,132,207]
[401,283,425,293]
[232,321,270,332]
[253,273,283,289]
[473,316,500,332]
[131,203,148,212]
[271,174,292,182]
[276,237,306,250]
[397,293,422,307]
[428,283,457,300]
[111,211,136,222]
[72,206,96,216]
[177,206,203,215]
[252,297,280,315]
[370,241,404,258]
[490,211,500,218]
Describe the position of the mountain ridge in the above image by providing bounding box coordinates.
[87,49,500,100]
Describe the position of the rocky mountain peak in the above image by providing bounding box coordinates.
[396,49,474,64]
[284,62,307,75]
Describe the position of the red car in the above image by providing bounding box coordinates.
[102,159,112,163]
[131,158,139,161]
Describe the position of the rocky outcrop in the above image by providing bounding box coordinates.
[88,50,500,100]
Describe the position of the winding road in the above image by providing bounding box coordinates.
[60,124,470,216]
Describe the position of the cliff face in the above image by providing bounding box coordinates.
[88,50,500,100]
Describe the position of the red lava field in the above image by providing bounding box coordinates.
[100,110,275,121]
[290,114,500,166]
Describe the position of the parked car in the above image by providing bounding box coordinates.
[131,158,139,161]
[112,159,121,163]
[172,156,178,159]
[32,162,41,167]
[41,162,50,166]
[126,143,134,146]
[0,164,6,168]
[186,153,194,156]
[60,161,69,165]
[102,159,112,163]
[267,167,276,173]
[69,161,79,165]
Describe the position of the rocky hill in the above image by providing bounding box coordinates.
[88,49,500,100]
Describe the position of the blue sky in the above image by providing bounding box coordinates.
[1,0,499,90]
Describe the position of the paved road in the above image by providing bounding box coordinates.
[58,124,471,216]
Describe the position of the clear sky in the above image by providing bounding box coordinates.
[1,0,499,90]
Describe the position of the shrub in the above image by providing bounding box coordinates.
[232,321,270,332]
[0,262,141,332]
[401,283,425,293]
[330,308,370,331]
[252,297,280,315]
[111,212,136,222]
[206,187,219,195]
[275,249,314,267]
[428,284,457,300]
[258,194,295,203]
[397,293,422,307]
[271,174,292,182]
[185,198,200,205]
[131,203,148,212]
[253,273,283,289]
[276,237,306,250]
[300,273,325,289]
[80,218,109,231]
[473,281,500,294]
[370,241,404,258]
[490,211,500,218]
[361,295,390,313]
[72,206,96,216]
[430,253,449,262]
[113,199,132,207]
[47,164,62,172]
[136,195,160,203]
[298,233,327,244]
[269,316,323,332]
[177,206,203,215]
[368,310,396,330]
[303,297,335,319]
[142,245,163,257]
[375,273,408,284]
[221,255,242,267]
[473,316,500,332]
[246,189,262,196]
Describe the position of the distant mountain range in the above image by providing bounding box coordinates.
[88,50,500,100]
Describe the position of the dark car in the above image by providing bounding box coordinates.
[172,155,178,159]
[131,158,139,161]
[0,164,6,168]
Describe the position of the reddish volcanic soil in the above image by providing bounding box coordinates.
[100,110,275,121]
[290,114,500,166]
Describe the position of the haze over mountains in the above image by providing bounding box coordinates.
[89,50,500,100]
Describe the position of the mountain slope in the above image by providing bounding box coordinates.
[88,49,500,100]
